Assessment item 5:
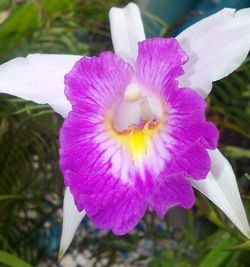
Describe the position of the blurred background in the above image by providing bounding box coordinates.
[0,0,250,266]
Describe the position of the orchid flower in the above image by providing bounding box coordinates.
[0,2,250,260]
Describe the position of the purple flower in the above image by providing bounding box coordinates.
[0,3,250,260]
[60,38,218,235]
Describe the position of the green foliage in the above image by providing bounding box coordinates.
[0,0,128,62]
[0,251,32,267]
[209,59,250,139]
[0,96,63,265]
[0,0,250,266]
[148,250,190,267]
[197,234,236,267]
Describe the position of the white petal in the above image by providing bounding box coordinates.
[191,149,250,238]
[58,187,86,261]
[0,54,82,118]
[177,8,250,97]
[109,2,146,66]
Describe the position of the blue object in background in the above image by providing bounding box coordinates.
[138,0,196,37]
[176,0,250,35]
[138,0,250,37]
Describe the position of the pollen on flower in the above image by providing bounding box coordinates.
[113,83,164,132]
[118,122,162,162]
[108,83,165,163]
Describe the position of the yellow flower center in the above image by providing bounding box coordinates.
[108,83,164,163]
[114,122,162,162]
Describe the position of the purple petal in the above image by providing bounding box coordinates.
[60,52,147,234]
[65,170,146,235]
[135,38,188,95]
[135,38,219,180]
[64,52,133,114]
[151,175,195,219]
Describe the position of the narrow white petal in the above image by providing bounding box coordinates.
[191,149,250,238]
[0,54,82,117]
[177,8,250,97]
[109,2,146,66]
[58,187,86,261]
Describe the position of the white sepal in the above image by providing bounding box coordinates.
[58,187,86,261]
[177,8,250,97]
[0,54,82,117]
[109,2,146,66]
[191,149,250,238]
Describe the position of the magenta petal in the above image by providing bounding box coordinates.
[64,52,133,115]
[152,175,195,219]
[135,38,219,181]
[60,52,133,175]
[177,143,211,179]
[65,170,146,235]
[136,38,188,95]
[60,52,147,234]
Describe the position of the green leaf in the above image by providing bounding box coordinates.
[0,0,9,11]
[197,234,236,267]
[147,251,184,267]
[41,0,73,14]
[230,240,250,251]
[0,251,32,267]
[224,146,250,158]
[0,2,39,60]
[0,194,25,201]
[148,255,175,267]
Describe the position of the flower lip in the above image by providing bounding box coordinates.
[113,83,164,133]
